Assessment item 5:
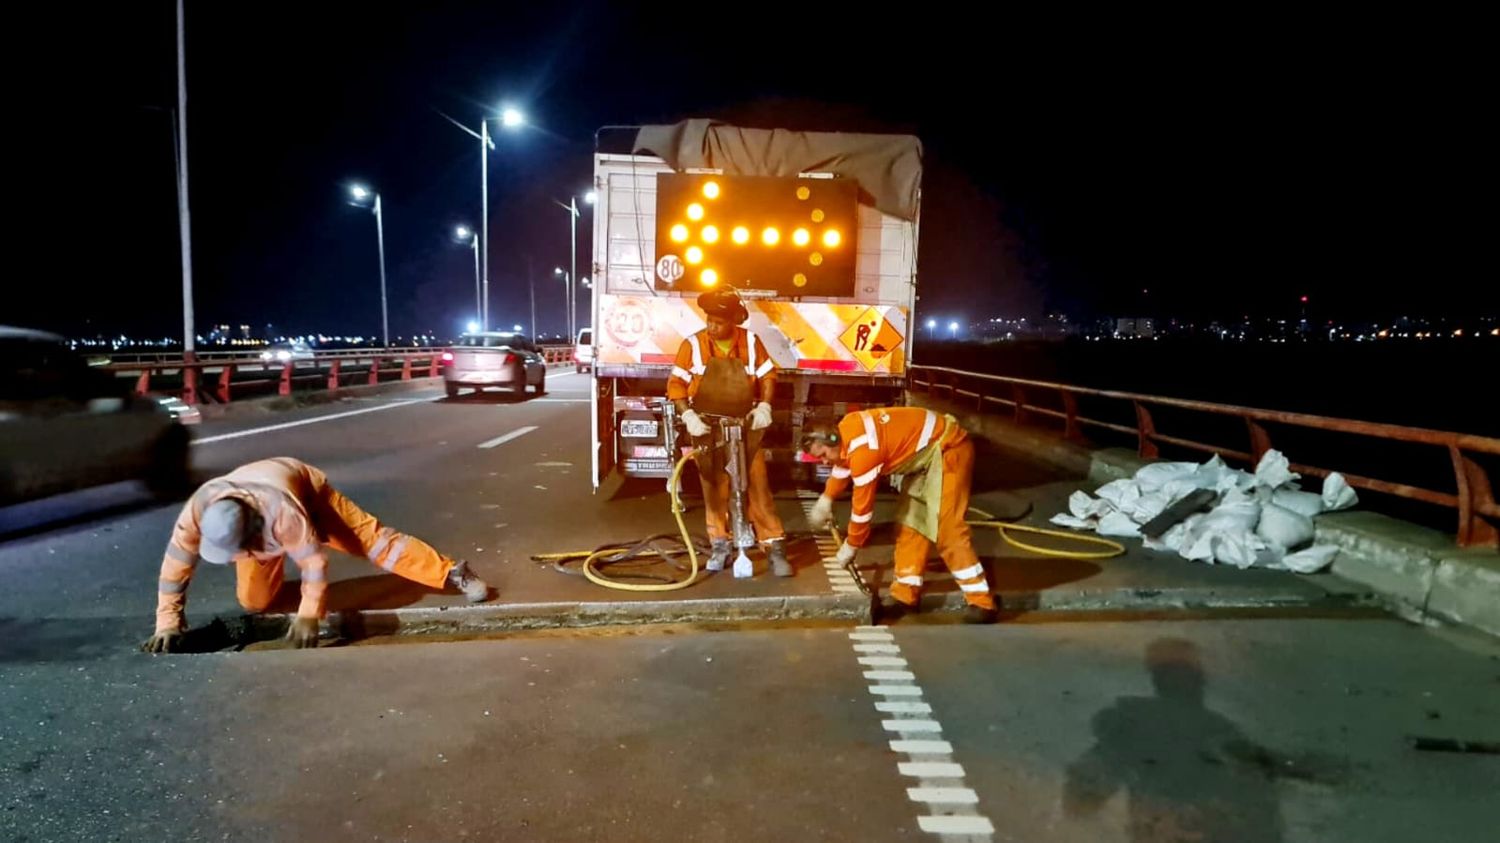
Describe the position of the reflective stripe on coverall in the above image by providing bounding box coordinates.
[822,408,994,609]
[155,457,455,632]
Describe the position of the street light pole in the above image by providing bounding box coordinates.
[375,194,389,348]
[175,0,194,356]
[480,119,490,331]
[436,106,525,332]
[528,256,537,339]
[554,267,570,336]
[569,196,577,343]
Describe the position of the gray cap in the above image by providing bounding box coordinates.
[199,499,250,565]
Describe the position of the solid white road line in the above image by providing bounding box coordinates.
[193,399,430,445]
[478,425,539,449]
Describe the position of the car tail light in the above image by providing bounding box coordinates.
[441,352,454,364]
[503,353,516,365]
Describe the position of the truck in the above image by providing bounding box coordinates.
[588,120,922,489]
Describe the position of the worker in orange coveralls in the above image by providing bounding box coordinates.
[144,457,489,652]
[803,407,998,623]
[667,288,792,576]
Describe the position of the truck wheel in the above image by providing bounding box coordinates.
[534,371,546,395]
[445,382,460,399]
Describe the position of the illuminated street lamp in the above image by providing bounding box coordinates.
[452,225,481,329]
[347,184,389,348]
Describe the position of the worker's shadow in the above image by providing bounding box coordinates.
[259,575,437,614]
[1063,638,1287,842]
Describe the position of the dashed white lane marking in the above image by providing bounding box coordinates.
[478,425,538,449]
[918,816,996,835]
[193,398,432,444]
[909,788,981,805]
[800,494,865,596]
[845,627,994,840]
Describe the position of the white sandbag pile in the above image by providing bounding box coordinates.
[1051,450,1358,573]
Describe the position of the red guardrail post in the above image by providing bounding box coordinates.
[1011,384,1027,423]
[218,364,235,403]
[182,361,199,406]
[428,355,439,378]
[278,362,294,396]
[327,359,342,391]
[1246,419,1273,464]
[368,357,380,386]
[135,369,152,396]
[1451,446,1499,548]
[1133,401,1160,459]
[400,357,412,381]
[1061,390,1083,442]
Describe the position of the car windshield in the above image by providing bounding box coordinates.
[577,329,592,345]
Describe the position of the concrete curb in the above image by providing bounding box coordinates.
[911,391,1500,639]
[326,592,874,638]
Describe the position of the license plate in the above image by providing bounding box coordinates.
[621,419,659,438]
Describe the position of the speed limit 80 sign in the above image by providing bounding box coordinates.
[655,254,684,286]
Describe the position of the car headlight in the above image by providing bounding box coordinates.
[276,351,292,361]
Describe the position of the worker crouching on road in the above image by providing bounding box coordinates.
[803,408,999,623]
[144,457,489,652]
[667,288,792,576]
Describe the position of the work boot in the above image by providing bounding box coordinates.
[446,560,490,603]
[879,596,920,623]
[962,604,1000,625]
[705,539,731,572]
[766,540,793,577]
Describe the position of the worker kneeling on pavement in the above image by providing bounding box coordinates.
[668,288,792,576]
[803,408,998,623]
[144,457,489,652]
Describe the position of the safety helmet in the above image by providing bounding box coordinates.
[697,288,749,325]
[799,423,841,453]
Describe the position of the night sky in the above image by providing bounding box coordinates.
[13,2,1492,339]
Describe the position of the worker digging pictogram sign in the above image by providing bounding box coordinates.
[838,306,904,371]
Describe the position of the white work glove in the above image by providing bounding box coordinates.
[808,495,835,530]
[142,628,184,654]
[681,409,710,438]
[749,401,773,431]
[286,616,320,649]
[834,541,858,566]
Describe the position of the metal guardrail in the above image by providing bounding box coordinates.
[909,364,1500,549]
[107,346,575,406]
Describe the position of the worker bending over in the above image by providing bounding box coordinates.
[144,457,489,652]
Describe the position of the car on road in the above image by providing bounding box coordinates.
[0,326,193,506]
[574,328,593,373]
[441,332,547,398]
[259,341,316,366]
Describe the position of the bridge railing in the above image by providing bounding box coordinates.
[105,346,575,406]
[909,364,1499,549]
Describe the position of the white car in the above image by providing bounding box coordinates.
[1,327,192,506]
[259,342,315,366]
[574,328,593,373]
[441,332,548,398]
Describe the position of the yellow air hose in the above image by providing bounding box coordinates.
[531,449,706,592]
[536,453,1126,592]
[967,507,1126,559]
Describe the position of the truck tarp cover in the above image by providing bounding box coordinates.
[633,119,923,222]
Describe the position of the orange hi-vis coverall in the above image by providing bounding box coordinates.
[155,457,455,634]
[667,327,784,543]
[823,407,995,610]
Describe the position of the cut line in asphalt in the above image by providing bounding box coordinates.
[192,398,433,445]
[478,425,538,449]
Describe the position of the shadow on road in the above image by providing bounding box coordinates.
[1063,638,1287,843]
